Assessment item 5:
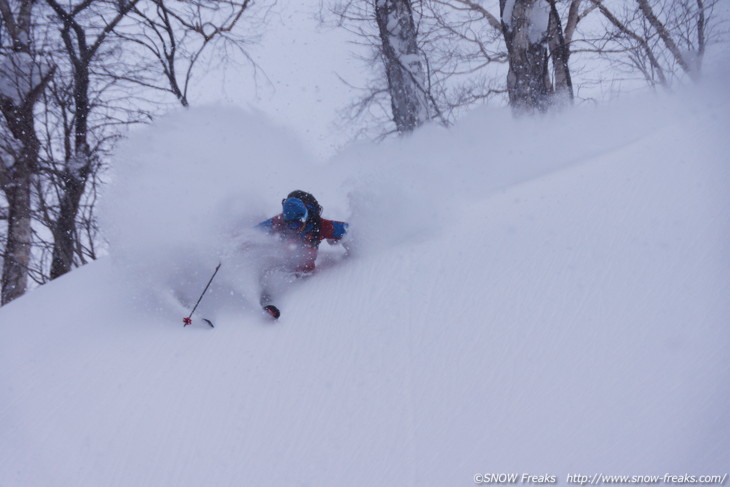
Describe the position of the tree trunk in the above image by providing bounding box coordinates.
[500,0,552,113]
[1,170,33,305]
[375,0,428,134]
[0,0,51,304]
[44,0,140,279]
[547,0,574,104]
[50,68,92,279]
[0,100,43,305]
[636,0,695,80]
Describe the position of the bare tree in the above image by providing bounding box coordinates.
[114,0,262,107]
[32,53,142,281]
[0,0,55,304]
[422,0,582,113]
[375,0,430,134]
[423,0,718,111]
[587,0,719,88]
[44,0,140,279]
[0,0,275,305]
[499,0,553,112]
[327,0,592,135]
[637,0,695,79]
[419,0,508,119]
[332,0,722,125]
[547,0,575,102]
[328,0,448,138]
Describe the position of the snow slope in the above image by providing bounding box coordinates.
[1,77,729,485]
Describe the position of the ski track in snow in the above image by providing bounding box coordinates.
[1,83,730,485]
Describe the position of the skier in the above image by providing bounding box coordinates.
[256,190,349,318]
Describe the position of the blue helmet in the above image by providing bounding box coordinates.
[282,197,308,222]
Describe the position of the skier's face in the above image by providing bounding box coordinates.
[281,197,308,232]
[285,218,306,232]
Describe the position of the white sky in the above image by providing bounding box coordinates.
[195,2,365,160]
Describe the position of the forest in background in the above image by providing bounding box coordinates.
[0,0,724,305]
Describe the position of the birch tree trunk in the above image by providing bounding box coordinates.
[0,0,53,304]
[547,0,574,104]
[500,0,552,113]
[1,165,33,304]
[375,0,429,134]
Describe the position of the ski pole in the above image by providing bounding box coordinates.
[183,263,221,327]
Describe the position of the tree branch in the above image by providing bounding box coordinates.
[636,0,693,78]
[588,0,668,85]
[437,0,501,31]
[0,0,19,42]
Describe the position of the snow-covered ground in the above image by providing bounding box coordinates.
[1,68,729,485]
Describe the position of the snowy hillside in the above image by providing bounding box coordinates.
[1,73,729,486]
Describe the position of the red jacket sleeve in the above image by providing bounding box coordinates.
[319,219,348,241]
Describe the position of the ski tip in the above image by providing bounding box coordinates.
[202,318,215,328]
[263,305,281,320]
